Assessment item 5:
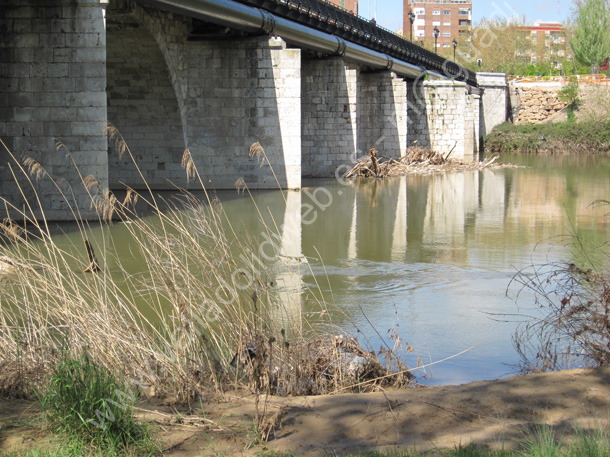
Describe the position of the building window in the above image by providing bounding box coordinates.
[416,30,425,37]
[444,10,451,15]
[433,10,441,15]
[414,8,425,15]
[432,21,441,26]
[458,19,469,26]
[443,31,451,37]
[459,8,469,15]
[443,43,450,47]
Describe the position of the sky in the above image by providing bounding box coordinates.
[367,0,575,33]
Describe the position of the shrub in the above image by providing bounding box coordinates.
[558,77,581,123]
[38,354,150,451]
[484,120,610,154]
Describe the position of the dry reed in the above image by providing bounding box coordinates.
[346,146,510,178]
[0,133,415,404]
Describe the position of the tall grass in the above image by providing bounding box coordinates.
[0,131,412,409]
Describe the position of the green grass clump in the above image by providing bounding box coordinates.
[519,426,562,457]
[37,354,154,454]
[484,120,610,155]
[565,427,610,457]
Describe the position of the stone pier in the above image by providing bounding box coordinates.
[477,72,508,139]
[301,58,357,177]
[358,72,408,157]
[1,0,108,220]
[179,36,302,190]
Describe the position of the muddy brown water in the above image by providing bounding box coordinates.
[37,154,610,386]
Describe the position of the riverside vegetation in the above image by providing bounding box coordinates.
[3,123,610,455]
[0,131,415,455]
[485,82,610,155]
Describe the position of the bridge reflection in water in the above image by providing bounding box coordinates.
[37,156,610,385]
[272,190,305,332]
[251,157,610,385]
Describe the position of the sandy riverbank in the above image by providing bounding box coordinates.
[2,367,610,456]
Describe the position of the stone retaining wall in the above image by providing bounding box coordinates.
[515,86,566,124]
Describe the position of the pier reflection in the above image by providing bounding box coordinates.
[272,190,304,332]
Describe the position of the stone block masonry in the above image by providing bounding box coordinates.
[106,8,186,190]
[0,0,108,221]
[408,78,483,159]
[422,80,467,160]
[513,86,567,124]
[477,73,508,139]
[407,78,429,148]
[358,72,407,158]
[181,36,301,190]
[465,93,480,159]
[301,58,358,177]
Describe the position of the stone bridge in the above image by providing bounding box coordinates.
[0,0,508,220]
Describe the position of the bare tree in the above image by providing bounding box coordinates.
[460,17,533,74]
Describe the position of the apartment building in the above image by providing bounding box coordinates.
[517,21,567,65]
[403,0,471,49]
[327,0,358,14]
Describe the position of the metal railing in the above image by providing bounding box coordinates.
[233,0,477,86]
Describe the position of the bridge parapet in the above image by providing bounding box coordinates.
[235,0,476,86]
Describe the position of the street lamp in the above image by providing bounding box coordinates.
[408,11,415,43]
[433,26,439,55]
[477,58,482,72]
[452,38,457,62]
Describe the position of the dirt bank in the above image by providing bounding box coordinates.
[2,367,610,456]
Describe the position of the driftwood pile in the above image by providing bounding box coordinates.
[346,146,504,178]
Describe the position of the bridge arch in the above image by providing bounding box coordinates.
[106,5,187,189]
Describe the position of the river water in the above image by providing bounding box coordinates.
[44,154,610,386]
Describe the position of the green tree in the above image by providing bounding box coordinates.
[570,0,610,73]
